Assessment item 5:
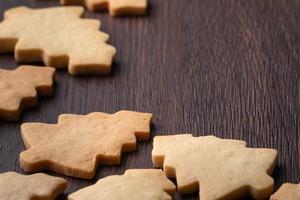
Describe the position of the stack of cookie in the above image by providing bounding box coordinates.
[0,1,299,200]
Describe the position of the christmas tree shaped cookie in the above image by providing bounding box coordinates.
[0,172,66,200]
[0,66,55,121]
[0,6,116,75]
[69,169,176,200]
[271,183,300,200]
[62,0,147,16]
[20,110,153,179]
[152,134,277,200]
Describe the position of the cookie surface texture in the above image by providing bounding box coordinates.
[270,183,300,200]
[68,169,176,200]
[0,172,67,200]
[152,134,277,200]
[0,66,55,121]
[62,0,147,16]
[20,110,153,179]
[0,6,116,75]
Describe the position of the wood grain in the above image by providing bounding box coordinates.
[0,0,299,199]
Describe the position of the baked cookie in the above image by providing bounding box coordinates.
[0,172,66,200]
[152,134,277,200]
[62,0,147,16]
[0,66,55,121]
[0,6,116,75]
[68,169,176,200]
[20,110,153,179]
[270,183,300,200]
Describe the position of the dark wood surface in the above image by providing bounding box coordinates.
[0,0,299,199]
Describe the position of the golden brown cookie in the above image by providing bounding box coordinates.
[62,0,147,16]
[68,169,176,200]
[0,66,55,121]
[20,110,153,179]
[0,6,116,75]
[270,183,300,200]
[152,134,277,200]
[0,172,67,200]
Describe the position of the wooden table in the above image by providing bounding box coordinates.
[0,0,299,199]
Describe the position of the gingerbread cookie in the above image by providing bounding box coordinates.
[0,172,66,200]
[62,0,147,16]
[152,134,277,200]
[0,6,116,75]
[0,66,55,121]
[270,183,300,200]
[20,110,153,179]
[69,169,176,200]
